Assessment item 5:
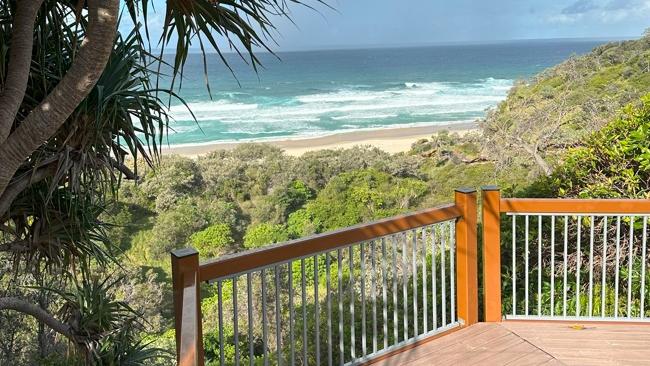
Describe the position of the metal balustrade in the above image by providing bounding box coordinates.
[172,189,478,366]
[207,221,459,366]
[481,188,650,323]
[505,214,649,321]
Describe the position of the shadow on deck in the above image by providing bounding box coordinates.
[373,321,650,365]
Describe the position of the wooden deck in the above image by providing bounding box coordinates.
[372,321,650,365]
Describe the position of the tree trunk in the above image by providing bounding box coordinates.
[0,0,44,143]
[0,162,56,218]
[0,0,119,199]
[0,297,76,343]
[521,142,552,176]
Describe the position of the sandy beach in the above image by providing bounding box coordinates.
[162,122,479,157]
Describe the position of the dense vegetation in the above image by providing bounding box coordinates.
[118,144,469,264]
[541,94,650,199]
[106,142,499,363]
[481,31,650,177]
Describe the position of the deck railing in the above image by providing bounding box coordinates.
[171,189,478,366]
[482,188,650,323]
[173,187,650,365]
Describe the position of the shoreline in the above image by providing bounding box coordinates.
[161,122,479,157]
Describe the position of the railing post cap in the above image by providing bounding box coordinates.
[171,247,199,258]
[481,185,500,191]
[455,187,477,194]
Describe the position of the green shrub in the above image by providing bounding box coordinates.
[277,180,314,214]
[243,223,290,249]
[140,156,203,212]
[101,202,135,251]
[546,94,650,198]
[287,208,318,238]
[142,199,240,260]
[190,224,234,258]
[304,168,428,232]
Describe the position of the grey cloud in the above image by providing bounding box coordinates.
[604,0,636,10]
[561,0,598,14]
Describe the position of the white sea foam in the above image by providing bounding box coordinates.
[296,91,380,103]
[167,78,513,139]
[331,113,399,121]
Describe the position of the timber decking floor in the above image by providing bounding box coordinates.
[372,321,650,365]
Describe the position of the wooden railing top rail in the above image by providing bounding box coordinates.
[199,203,462,282]
[500,198,650,214]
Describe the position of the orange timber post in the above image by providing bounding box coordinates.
[455,188,479,326]
[171,248,205,366]
[481,186,502,322]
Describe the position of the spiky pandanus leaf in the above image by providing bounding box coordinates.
[0,0,327,363]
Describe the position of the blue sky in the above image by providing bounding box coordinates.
[120,0,650,51]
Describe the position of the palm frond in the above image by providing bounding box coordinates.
[123,0,330,92]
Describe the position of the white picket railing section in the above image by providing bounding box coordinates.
[506,213,649,321]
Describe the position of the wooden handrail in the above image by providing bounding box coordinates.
[500,198,650,214]
[199,203,462,282]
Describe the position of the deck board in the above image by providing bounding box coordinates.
[371,321,650,365]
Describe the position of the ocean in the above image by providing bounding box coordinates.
[165,39,607,145]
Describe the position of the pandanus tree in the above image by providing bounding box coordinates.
[0,0,324,363]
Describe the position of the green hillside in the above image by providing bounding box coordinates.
[479,31,650,177]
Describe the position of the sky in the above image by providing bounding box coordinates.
[120,0,650,51]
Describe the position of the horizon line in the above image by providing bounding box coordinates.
[147,35,635,55]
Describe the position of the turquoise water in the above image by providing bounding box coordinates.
[166,39,606,145]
